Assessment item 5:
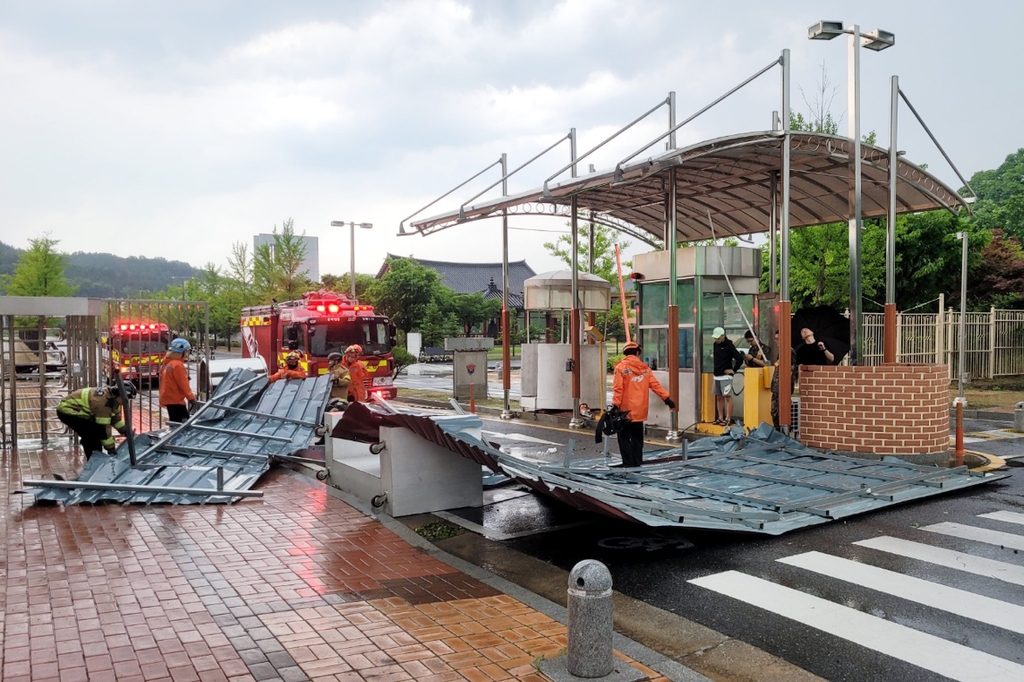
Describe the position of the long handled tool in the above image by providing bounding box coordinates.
[614,244,631,344]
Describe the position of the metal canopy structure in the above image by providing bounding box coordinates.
[335,406,1006,535]
[24,368,331,505]
[408,131,967,243]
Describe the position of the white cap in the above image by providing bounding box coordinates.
[712,327,726,339]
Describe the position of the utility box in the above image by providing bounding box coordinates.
[446,337,493,401]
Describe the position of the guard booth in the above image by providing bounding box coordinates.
[519,270,611,412]
[632,246,772,432]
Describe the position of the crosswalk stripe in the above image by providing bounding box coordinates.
[689,570,1024,681]
[980,510,1024,527]
[922,522,1024,551]
[854,536,1024,587]
[778,551,1024,633]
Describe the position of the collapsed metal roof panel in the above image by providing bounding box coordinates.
[25,368,330,505]
[336,404,1008,535]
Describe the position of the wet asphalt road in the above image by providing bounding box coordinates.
[444,414,1024,682]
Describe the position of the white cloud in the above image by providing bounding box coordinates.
[1,0,1022,282]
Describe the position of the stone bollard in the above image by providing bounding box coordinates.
[567,560,614,678]
[1015,402,1024,433]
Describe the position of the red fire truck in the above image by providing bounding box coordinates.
[240,290,398,399]
[103,322,171,383]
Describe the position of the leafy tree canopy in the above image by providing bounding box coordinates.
[367,258,444,334]
[543,222,631,283]
[2,236,77,297]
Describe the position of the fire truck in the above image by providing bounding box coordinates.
[102,322,171,383]
[240,290,398,399]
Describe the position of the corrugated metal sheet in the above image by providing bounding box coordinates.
[337,405,1009,535]
[26,368,330,505]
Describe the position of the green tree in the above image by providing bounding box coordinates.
[367,258,444,334]
[419,299,462,346]
[968,148,1024,241]
[2,236,77,297]
[449,292,501,334]
[322,272,377,301]
[893,210,969,311]
[252,219,311,302]
[543,222,630,282]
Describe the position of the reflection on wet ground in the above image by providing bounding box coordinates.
[0,438,674,682]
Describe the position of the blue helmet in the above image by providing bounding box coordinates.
[169,338,191,354]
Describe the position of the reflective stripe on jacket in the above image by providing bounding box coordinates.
[57,387,125,445]
[612,355,669,422]
[328,363,350,401]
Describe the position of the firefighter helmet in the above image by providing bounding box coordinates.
[285,351,301,368]
[169,338,192,354]
[344,344,362,356]
[327,352,343,363]
[622,341,641,356]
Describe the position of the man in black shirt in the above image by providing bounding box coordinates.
[711,327,745,425]
[796,327,836,366]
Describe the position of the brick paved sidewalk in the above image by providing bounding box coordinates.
[1,442,690,682]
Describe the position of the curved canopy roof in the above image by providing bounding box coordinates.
[409,131,969,243]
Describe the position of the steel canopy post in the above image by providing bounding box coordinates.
[779,48,793,430]
[501,153,513,420]
[958,231,969,399]
[667,167,681,442]
[569,129,584,430]
[884,75,899,364]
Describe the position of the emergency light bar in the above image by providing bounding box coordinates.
[117,323,165,331]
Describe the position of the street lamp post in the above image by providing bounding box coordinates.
[808,21,895,366]
[331,220,373,299]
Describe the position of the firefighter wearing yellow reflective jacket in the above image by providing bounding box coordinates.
[57,382,136,459]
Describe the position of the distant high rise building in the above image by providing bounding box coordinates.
[254,233,320,283]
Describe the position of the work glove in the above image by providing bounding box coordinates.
[664,397,676,409]
[104,445,117,455]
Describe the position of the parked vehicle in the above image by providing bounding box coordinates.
[240,290,398,399]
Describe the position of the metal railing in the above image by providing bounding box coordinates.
[862,307,1024,379]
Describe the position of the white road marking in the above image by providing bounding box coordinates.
[922,522,1024,551]
[689,570,1024,682]
[855,536,1024,587]
[980,510,1024,527]
[778,551,1024,633]
[481,430,559,445]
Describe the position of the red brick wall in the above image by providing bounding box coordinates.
[799,364,949,455]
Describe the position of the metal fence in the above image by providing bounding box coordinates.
[2,298,208,448]
[862,307,1024,379]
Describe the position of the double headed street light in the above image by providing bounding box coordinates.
[330,220,373,299]
[808,21,895,366]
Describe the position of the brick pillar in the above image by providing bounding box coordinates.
[799,364,949,462]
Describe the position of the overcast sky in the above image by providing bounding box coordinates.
[2,1,1021,282]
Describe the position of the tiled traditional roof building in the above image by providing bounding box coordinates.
[377,255,535,309]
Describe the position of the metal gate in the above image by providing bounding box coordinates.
[1,297,208,450]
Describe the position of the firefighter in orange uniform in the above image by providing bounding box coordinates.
[268,351,307,382]
[611,341,675,467]
[341,344,368,402]
[160,337,196,423]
